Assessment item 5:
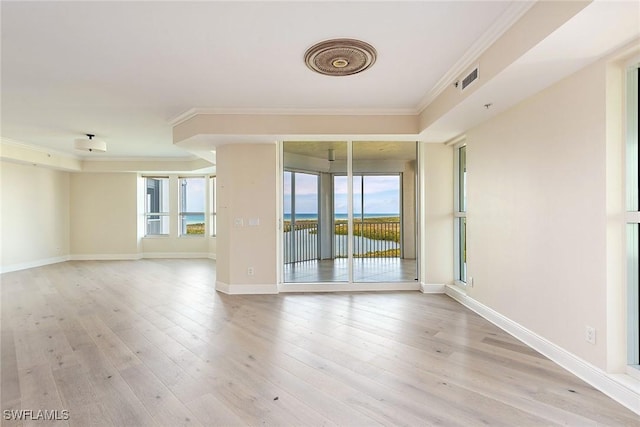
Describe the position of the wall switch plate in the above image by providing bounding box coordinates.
[585,326,596,344]
[468,276,474,287]
[234,218,244,227]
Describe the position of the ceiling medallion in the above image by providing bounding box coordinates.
[304,38,377,76]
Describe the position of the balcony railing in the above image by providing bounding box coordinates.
[284,220,400,264]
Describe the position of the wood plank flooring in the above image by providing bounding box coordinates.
[1,259,638,426]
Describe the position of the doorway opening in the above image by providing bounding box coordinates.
[282,141,418,284]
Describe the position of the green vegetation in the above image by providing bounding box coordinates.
[336,248,400,258]
[283,220,317,233]
[186,223,205,235]
[284,217,400,243]
[334,217,400,243]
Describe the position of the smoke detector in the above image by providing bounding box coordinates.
[305,38,377,76]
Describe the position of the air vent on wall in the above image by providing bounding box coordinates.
[457,66,479,92]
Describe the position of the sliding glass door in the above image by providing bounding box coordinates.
[283,171,319,264]
[282,141,417,284]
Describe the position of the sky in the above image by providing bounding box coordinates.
[182,177,206,212]
[284,172,400,215]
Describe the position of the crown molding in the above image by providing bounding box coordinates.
[444,134,467,147]
[0,137,81,160]
[83,155,200,162]
[168,107,419,127]
[416,1,535,113]
[168,3,535,127]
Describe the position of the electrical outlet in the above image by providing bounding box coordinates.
[247,267,254,276]
[585,326,596,344]
[468,276,474,287]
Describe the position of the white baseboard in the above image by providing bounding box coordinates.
[420,283,445,293]
[279,282,421,293]
[141,252,209,259]
[216,281,279,295]
[1,253,216,274]
[70,253,142,261]
[0,255,70,274]
[444,285,640,415]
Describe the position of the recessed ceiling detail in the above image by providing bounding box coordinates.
[304,38,377,76]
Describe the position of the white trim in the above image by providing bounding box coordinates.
[69,253,142,261]
[0,256,70,274]
[85,155,199,162]
[169,107,418,126]
[444,134,467,147]
[445,285,640,415]
[0,137,82,160]
[141,252,209,259]
[416,1,535,112]
[279,282,420,293]
[627,365,640,382]
[215,281,279,295]
[420,283,446,293]
[626,211,640,223]
[207,253,216,260]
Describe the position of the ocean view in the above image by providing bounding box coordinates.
[183,213,401,225]
[183,214,205,224]
[284,213,399,221]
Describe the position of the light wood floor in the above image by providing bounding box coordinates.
[1,259,637,426]
[284,258,417,283]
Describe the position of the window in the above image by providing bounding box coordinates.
[210,176,217,237]
[179,177,205,236]
[454,144,467,283]
[627,65,639,370]
[145,177,170,236]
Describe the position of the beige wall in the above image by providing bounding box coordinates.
[422,144,454,285]
[465,58,613,369]
[216,143,278,292]
[70,173,139,257]
[1,162,217,269]
[0,161,70,271]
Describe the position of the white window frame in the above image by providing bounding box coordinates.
[178,176,206,237]
[144,176,170,237]
[626,63,640,373]
[210,176,217,237]
[453,142,467,286]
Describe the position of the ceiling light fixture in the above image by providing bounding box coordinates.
[74,134,107,152]
[305,38,377,76]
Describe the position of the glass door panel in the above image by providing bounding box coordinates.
[282,141,416,284]
[352,141,417,282]
[283,141,347,283]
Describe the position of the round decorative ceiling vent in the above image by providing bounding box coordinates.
[304,38,377,76]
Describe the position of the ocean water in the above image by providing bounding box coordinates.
[284,213,398,221]
[183,214,205,224]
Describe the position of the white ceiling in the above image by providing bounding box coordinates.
[1,1,638,160]
[1,1,516,158]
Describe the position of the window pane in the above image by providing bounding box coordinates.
[210,177,216,236]
[459,146,467,212]
[180,213,204,235]
[146,214,169,236]
[459,217,467,282]
[627,69,639,211]
[145,177,169,214]
[179,177,205,236]
[145,177,169,236]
